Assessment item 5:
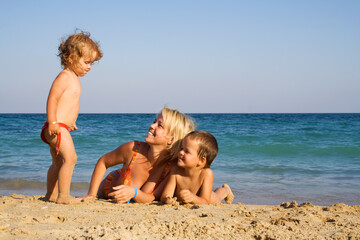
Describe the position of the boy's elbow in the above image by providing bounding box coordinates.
[197,198,210,205]
[199,196,211,205]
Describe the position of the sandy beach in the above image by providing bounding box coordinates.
[0,194,359,239]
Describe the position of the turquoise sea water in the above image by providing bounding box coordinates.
[0,113,359,205]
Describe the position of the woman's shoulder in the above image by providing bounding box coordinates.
[122,141,150,156]
[113,141,146,156]
[119,140,145,148]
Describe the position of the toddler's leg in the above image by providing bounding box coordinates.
[45,148,60,202]
[210,184,234,204]
[55,129,80,204]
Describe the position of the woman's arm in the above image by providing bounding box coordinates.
[81,141,133,199]
[107,185,156,203]
[108,169,170,204]
[160,174,177,204]
[133,188,156,203]
[113,160,174,203]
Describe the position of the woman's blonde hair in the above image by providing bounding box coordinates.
[58,31,102,68]
[160,106,195,162]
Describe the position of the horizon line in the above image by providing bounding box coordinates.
[1,112,359,114]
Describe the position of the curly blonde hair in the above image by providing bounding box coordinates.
[58,31,102,68]
[160,106,195,162]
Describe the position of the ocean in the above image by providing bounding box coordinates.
[0,113,359,205]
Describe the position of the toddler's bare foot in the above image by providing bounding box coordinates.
[44,193,57,202]
[56,194,81,204]
[223,184,234,204]
[78,195,96,202]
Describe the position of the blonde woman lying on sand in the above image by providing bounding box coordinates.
[80,107,233,204]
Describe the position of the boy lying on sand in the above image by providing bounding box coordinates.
[161,130,233,205]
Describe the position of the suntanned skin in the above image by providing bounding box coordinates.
[161,137,234,205]
[44,52,97,204]
[80,114,177,204]
[80,113,233,205]
[161,138,214,204]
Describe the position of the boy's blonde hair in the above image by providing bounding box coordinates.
[160,107,195,162]
[58,31,102,68]
[185,130,218,168]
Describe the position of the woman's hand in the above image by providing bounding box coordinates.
[108,185,136,203]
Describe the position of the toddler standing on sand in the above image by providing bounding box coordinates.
[40,32,102,204]
[161,130,233,204]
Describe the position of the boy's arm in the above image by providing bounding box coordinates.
[180,168,214,204]
[46,72,69,135]
[160,173,177,204]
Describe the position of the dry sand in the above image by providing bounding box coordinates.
[0,194,359,240]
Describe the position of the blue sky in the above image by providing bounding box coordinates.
[0,0,359,113]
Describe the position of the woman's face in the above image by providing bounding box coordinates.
[145,114,172,147]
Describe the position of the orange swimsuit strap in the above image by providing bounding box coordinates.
[40,122,70,156]
[103,141,141,196]
[119,141,141,186]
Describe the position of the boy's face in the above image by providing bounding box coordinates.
[71,51,97,77]
[178,137,202,168]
